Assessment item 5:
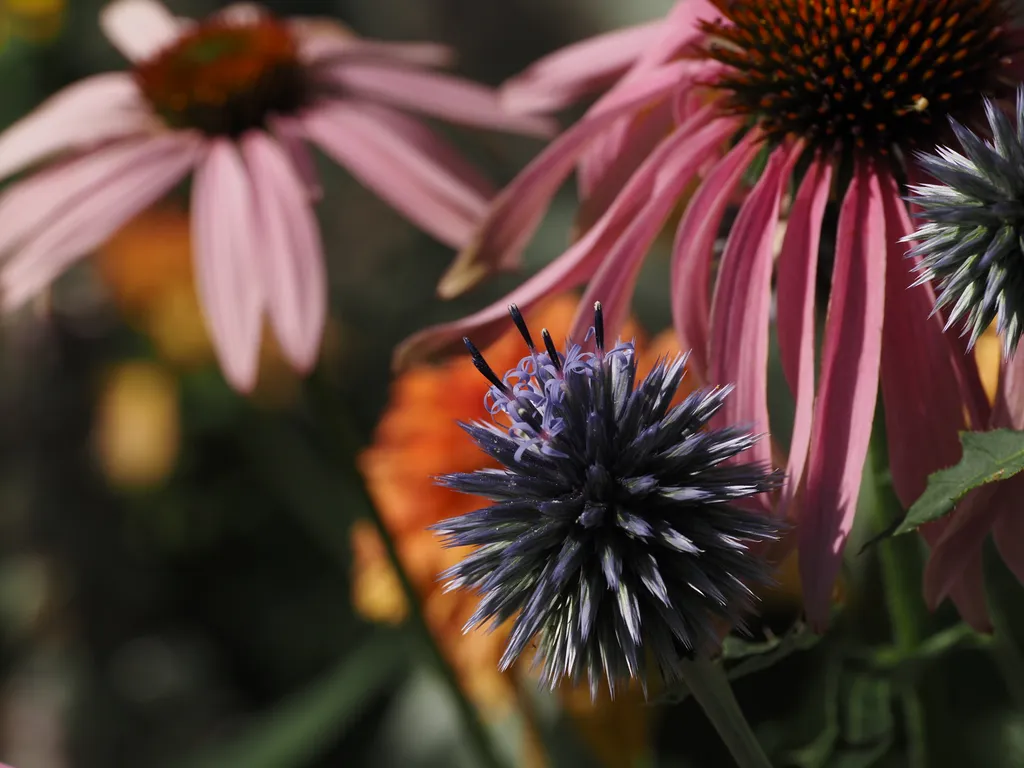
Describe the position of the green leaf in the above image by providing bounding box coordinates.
[721,623,821,682]
[895,429,1024,535]
[657,624,820,706]
[175,632,409,768]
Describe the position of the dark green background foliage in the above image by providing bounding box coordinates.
[1,1,1023,767]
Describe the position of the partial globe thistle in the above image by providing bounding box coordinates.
[906,92,1024,357]
[433,302,782,698]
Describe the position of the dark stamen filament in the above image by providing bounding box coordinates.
[593,302,605,352]
[508,304,536,351]
[464,337,511,395]
[541,328,562,372]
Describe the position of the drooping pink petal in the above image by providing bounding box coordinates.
[395,110,710,369]
[100,0,184,62]
[993,480,1024,587]
[500,20,667,114]
[800,159,887,631]
[301,101,489,248]
[292,19,453,68]
[316,63,556,138]
[572,115,742,341]
[0,134,198,309]
[354,104,495,198]
[878,169,975,508]
[987,349,1024,591]
[710,142,801,475]
[268,116,322,200]
[394,224,612,371]
[574,99,679,236]
[994,345,1024,429]
[214,3,265,26]
[776,155,832,513]
[920,518,992,632]
[191,139,265,393]
[923,481,1005,610]
[437,60,697,298]
[670,129,763,381]
[0,137,184,258]
[0,73,154,182]
[575,0,719,201]
[603,0,719,89]
[240,132,327,373]
[947,553,992,632]
[577,60,723,216]
[924,346,1024,610]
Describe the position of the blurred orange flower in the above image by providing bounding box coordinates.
[355,295,696,765]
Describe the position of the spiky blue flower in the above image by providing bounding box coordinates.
[906,91,1024,357]
[433,302,782,697]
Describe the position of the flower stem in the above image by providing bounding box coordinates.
[299,379,510,768]
[360,478,510,768]
[678,657,773,768]
[983,558,1024,708]
[869,412,929,768]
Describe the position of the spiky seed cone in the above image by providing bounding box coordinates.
[434,303,782,698]
[907,91,1024,357]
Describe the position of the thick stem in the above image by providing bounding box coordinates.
[285,380,511,768]
[678,657,773,768]
[869,412,929,768]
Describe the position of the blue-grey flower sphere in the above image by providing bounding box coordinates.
[433,302,782,697]
[906,92,1024,357]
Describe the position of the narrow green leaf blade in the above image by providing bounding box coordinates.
[177,631,409,768]
[895,429,1024,535]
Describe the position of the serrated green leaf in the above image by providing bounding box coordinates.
[175,631,409,768]
[895,429,1024,535]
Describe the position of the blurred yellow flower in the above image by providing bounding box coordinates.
[975,323,1001,405]
[1,0,63,44]
[93,361,180,489]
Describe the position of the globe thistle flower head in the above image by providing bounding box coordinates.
[906,90,1024,358]
[433,302,782,698]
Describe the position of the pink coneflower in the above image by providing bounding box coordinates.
[0,0,551,391]
[396,0,1024,628]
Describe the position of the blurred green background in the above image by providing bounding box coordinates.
[1,1,1024,767]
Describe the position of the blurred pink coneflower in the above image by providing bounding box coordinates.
[397,0,1024,629]
[0,0,552,390]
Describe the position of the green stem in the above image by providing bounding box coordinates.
[983,560,1024,708]
[277,380,510,768]
[360,478,510,768]
[679,657,773,768]
[869,412,928,768]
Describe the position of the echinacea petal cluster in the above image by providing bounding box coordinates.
[907,91,1024,358]
[0,0,551,392]
[435,302,781,696]
[399,0,1024,628]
